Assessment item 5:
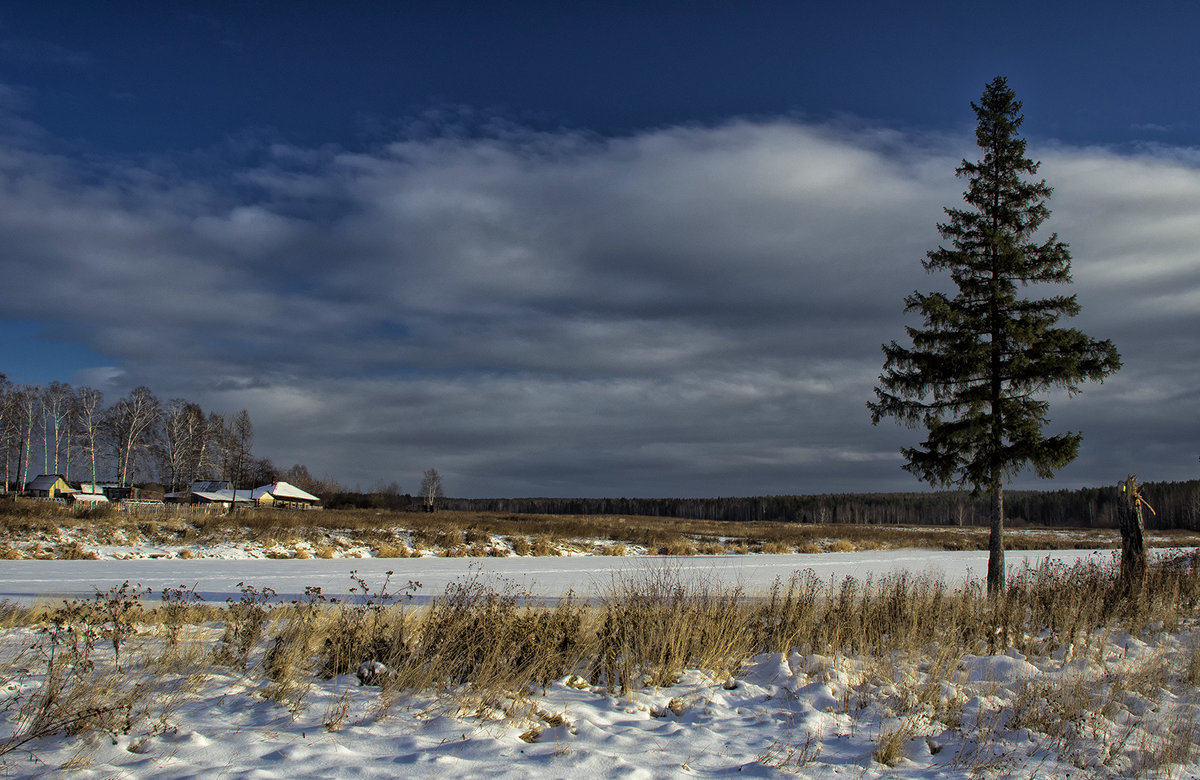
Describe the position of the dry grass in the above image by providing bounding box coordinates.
[591,568,751,693]
[392,573,588,698]
[372,542,412,558]
[1184,642,1200,687]
[530,535,560,557]
[874,716,919,767]
[758,731,823,772]
[4,550,1200,775]
[1139,703,1200,776]
[9,499,1197,560]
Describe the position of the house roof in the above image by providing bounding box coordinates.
[72,493,110,503]
[191,480,231,493]
[252,481,320,502]
[193,490,253,504]
[28,474,68,491]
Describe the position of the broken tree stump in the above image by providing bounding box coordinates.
[1118,474,1154,592]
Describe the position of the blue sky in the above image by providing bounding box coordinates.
[1,2,1198,497]
[8,3,1199,153]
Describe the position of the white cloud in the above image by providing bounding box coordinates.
[1,117,1198,494]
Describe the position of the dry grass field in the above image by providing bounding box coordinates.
[3,498,1198,560]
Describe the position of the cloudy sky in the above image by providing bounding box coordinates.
[1,2,1197,498]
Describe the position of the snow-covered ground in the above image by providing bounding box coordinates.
[3,550,1198,778]
[0,547,1121,605]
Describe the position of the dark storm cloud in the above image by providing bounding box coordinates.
[1,115,1197,496]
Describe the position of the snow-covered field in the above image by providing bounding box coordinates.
[3,549,1199,779]
[0,547,1117,605]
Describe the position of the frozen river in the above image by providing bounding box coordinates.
[0,547,1121,605]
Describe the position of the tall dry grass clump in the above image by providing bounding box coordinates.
[748,569,981,660]
[529,535,561,556]
[315,571,416,680]
[747,550,1200,664]
[211,583,276,669]
[396,574,588,699]
[591,568,752,693]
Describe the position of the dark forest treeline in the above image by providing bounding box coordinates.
[442,479,1200,530]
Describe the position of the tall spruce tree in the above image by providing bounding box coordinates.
[868,76,1121,594]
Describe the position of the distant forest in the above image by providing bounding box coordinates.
[441,480,1200,530]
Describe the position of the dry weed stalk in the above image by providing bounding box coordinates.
[211,582,276,670]
[0,594,158,761]
[757,730,822,772]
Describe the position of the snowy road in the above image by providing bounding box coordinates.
[0,548,1119,605]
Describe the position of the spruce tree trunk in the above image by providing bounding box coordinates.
[987,470,1005,596]
[987,258,1005,597]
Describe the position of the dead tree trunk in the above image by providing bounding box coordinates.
[1118,474,1151,592]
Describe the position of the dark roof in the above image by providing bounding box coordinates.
[190,480,231,492]
[28,474,67,491]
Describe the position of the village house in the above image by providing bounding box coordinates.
[165,480,253,508]
[25,475,75,499]
[161,480,321,509]
[252,481,321,509]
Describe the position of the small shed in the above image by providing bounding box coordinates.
[79,483,126,502]
[71,492,110,504]
[253,481,321,509]
[26,475,75,498]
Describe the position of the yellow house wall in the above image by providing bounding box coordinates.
[32,478,71,497]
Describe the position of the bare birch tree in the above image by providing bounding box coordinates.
[181,403,214,487]
[203,411,226,481]
[226,409,254,508]
[0,375,13,491]
[14,386,41,491]
[105,386,162,487]
[160,399,209,492]
[41,382,75,478]
[74,386,105,486]
[420,468,444,512]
